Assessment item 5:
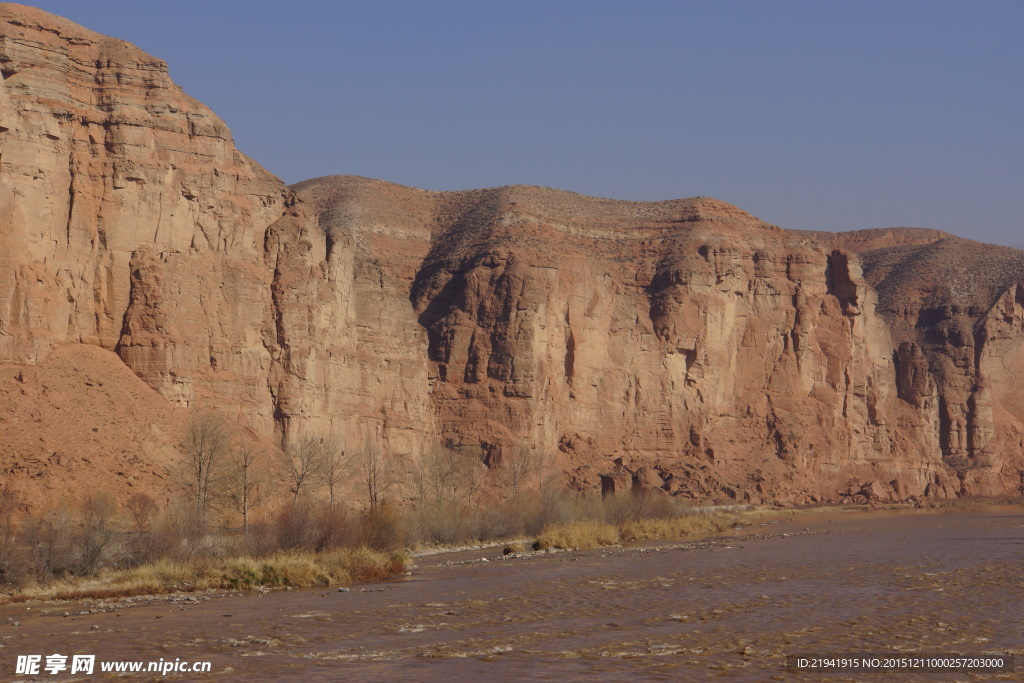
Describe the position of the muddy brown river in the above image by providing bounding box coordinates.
[2,506,1022,681]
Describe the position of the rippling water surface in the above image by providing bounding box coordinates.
[3,506,1022,681]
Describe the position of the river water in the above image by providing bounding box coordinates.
[2,506,1022,681]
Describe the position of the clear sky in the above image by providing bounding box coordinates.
[23,1,1024,247]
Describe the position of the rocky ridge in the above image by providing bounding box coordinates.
[1,5,1023,508]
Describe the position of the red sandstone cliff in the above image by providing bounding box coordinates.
[1,5,1022,508]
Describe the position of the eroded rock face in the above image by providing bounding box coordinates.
[296,178,1024,505]
[800,231,1024,499]
[397,188,913,504]
[2,5,1023,507]
[0,5,436,462]
[0,3,285,424]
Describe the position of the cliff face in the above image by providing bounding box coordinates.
[290,177,1024,505]
[2,5,1023,507]
[0,3,286,421]
[0,4,435,463]
[797,231,1024,499]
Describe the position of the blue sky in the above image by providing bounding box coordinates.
[24,1,1024,247]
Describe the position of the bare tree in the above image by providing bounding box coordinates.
[533,450,560,500]
[411,447,483,510]
[321,433,347,509]
[281,433,325,502]
[406,447,484,545]
[433,447,484,507]
[225,436,267,531]
[497,444,533,507]
[358,442,399,511]
[180,411,231,528]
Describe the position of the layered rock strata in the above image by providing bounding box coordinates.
[296,178,1024,504]
[0,4,436,465]
[2,5,1023,507]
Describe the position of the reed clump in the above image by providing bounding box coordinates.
[10,548,405,602]
[620,512,735,542]
[532,493,739,550]
[536,520,620,550]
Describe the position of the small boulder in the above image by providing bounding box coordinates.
[860,480,891,501]
[632,466,664,491]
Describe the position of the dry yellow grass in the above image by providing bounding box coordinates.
[4,548,405,603]
[619,512,734,541]
[535,520,620,550]
[536,512,737,550]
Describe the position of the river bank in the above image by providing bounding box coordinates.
[0,499,1012,604]
[0,505,743,605]
[3,504,1021,681]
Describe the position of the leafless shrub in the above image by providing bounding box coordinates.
[357,504,406,551]
[146,502,203,563]
[314,504,353,551]
[125,499,184,569]
[474,502,524,540]
[76,492,118,575]
[238,517,278,557]
[274,500,321,551]
[0,490,29,587]
[409,503,472,546]
[529,486,574,532]
[23,506,75,581]
[125,493,158,533]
